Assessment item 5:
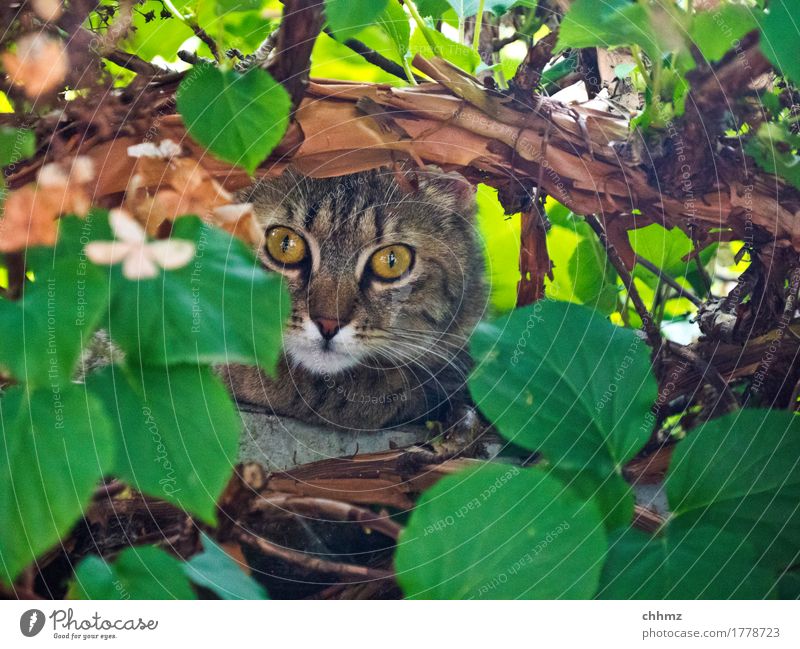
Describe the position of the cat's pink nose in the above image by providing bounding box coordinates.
[314,317,341,341]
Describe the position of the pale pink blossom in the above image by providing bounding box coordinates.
[85,209,195,280]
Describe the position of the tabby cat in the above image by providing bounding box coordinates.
[223,168,488,431]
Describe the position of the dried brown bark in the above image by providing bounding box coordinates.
[5,47,795,263]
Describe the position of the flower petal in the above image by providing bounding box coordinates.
[109,208,146,244]
[148,239,196,270]
[85,241,131,266]
[123,247,159,280]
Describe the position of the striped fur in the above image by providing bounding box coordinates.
[223,169,488,430]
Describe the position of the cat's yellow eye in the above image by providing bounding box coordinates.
[265,226,308,265]
[369,244,413,280]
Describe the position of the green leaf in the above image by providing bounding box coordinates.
[691,4,759,62]
[215,0,262,11]
[103,216,288,369]
[0,384,114,583]
[415,0,450,17]
[747,122,800,192]
[475,184,521,313]
[468,300,657,477]
[443,0,480,18]
[0,217,110,386]
[557,0,672,63]
[185,533,268,599]
[177,64,290,174]
[567,235,619,315]
[629,223,714,295]
[325,0,390,40]
[87,363,240,524]
[0,127,35,167]
[410,25,480,73]
[125,1,196,62]
[378,0,411,60]
[395,464,607,599]
[598,525,775,599]
[487,1,520,16]
[614,62,636,80]
[666,410,800,568]
[552,469,634,531]
[311,30,402,84]
[760,0,800,86]
[70,546,196,599]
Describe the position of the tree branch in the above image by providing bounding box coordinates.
[586,214,663,349]
[267,0,325,109]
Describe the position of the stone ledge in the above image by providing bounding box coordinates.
[237,405,434,472]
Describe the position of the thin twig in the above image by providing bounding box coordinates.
[585,214,662,349]
[236,530,393,582]
[103,48,169,77]
[635,255,703,307]
[253,493,404,540]
[187,20,221,62]
[323,28,425,84]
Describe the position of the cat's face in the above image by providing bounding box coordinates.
[246,169,487,376]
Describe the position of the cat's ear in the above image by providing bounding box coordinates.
[411,169,476,216]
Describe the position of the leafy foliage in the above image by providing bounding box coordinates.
[177,64,290,174]
[71,546,197,600]
[0,385,114,582]
[325,0,390,41]
[469,300,657,477]
[395,464,607,599]
[185,533,268,599]
[87,365,240,524]
[103,216,288,368]
[400,301,800,599]
[2,0,799,602]
[0,211,286,583]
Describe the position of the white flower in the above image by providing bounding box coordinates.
[85,209,196,280]
[127,139,183,159]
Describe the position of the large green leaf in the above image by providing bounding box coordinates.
[598,525,776,599]
[378,0,411,61]
[325,0,390,40]
[0,217,110,387]
[87,364,240,524]
[760,0,800,86]
[415,0,450,17]
[185,533,268,599]
[0,127,35,167]
[666,410,800,568]
[628,223,716,295]
[469,300,657,477]
[567,235,618,315]
[0,385,114,583]
[395,464,607,599]
[103,216,288,369]
[557,0,668,63]
[177,64,290,174]
[125,1,196,62]
[410,25,480,73]
[553,468,634,532]
[70,546,196,600]
[475,184,521,313]
[443,0,480,18]
[691,4,759,62]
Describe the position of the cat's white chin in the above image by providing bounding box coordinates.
[283,322,366,375]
